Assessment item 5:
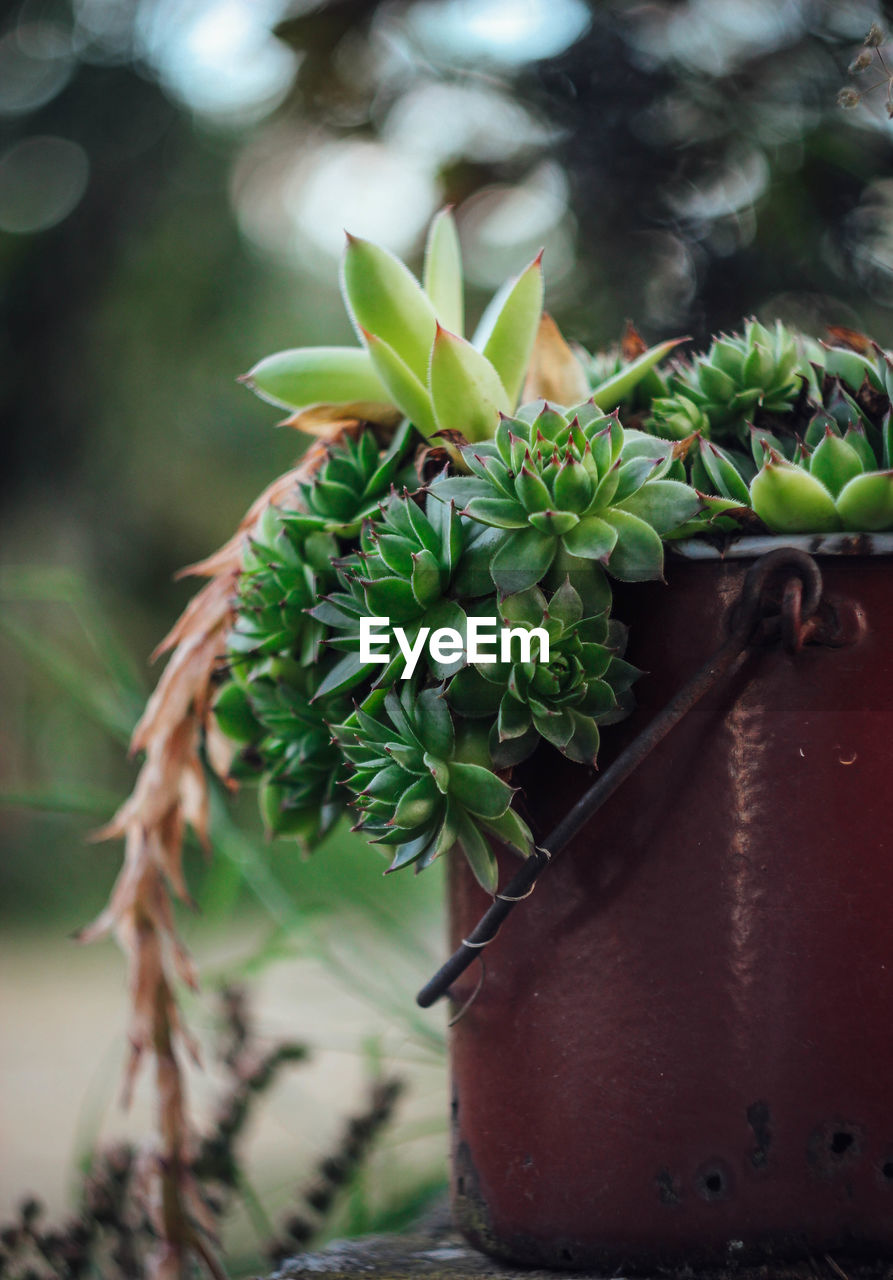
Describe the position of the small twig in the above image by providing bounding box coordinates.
[824,1254,851,1280]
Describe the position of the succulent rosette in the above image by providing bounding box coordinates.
[433,403,702,592]
[672,319,805,438]
[446,579,639,768]
[215,659,349,846]
[282,419,417,538]
[333,684,533,892]
[309,489,468,697]
[226,505,328,673]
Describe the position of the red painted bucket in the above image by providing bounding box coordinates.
[448,539,893,1272]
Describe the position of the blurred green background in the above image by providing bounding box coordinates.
[2,0,893,1270]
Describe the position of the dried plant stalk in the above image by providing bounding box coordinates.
[83,427,351,1279]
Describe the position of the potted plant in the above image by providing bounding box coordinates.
[103,208,893,1273]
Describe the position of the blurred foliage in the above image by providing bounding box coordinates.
[2,0,893,925]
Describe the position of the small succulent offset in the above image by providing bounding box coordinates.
[334,684,533,892]
[446,580,639,769]
[308,490,468,697]
[212,208,893,894]
[666,319,804,439]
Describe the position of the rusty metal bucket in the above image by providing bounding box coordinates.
[447,539,893,1272]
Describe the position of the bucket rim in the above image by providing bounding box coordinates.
[670,532,893,560]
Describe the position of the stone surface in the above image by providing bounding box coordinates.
[265,1207,893,1280]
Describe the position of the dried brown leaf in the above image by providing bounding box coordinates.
[522,312,591,406]
[621,320,647,361]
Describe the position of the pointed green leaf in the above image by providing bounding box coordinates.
[416,686,456,757]
[481,804,534,858]
[750,458,840,533]
[499,584,546,627]
[591,338,686,410]
[547,577,583,629]
[463,497,530,528]
[602,509,665,581]
[809,430,865,498]
[365,332,437,437]
[822,344,884,393]
[528,510,580,536]
[213,682,261,743]
[411,548,443,607]
[514,464,552,513]
[563,514,618,561]
[843,424,879,473]
[393,776,439,829]
[615,479,702,534]
[609,456,660,505]
[835,470,893,531]
[429,326,511,442]
[698,440,752,504]
[532,706,574,748]
[314,651,377,697]
[242,346,391,411]
[562,710,601,764]
[342,234,437,381]
[497,692,531,740]
[423,207,464,335]
[478,254,545,408]
[385,832,436,873]
[490,527,557,594]
[430,476,491,507]
[455,811,499,893]
[449,761,513,819]
[553,456,593,511]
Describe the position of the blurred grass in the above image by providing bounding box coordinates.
[0,566,445,969]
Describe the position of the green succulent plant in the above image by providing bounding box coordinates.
[309,490,468,697]
[213,210,893,895]
[646,392,711,441]
[226,505,329,673]
[748,427,893,533]
[215,659,348,847]
[662,338,893,535]
[674,319,804,438]
[333,683,533,892]
[241,209,685,446]
[282,420,416,539]
[433,402,702,593]
[446,579,639,768]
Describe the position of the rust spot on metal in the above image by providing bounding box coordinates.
[807,1122,864,1179]
[817,597,868,648]
[695,1160,734,1203]
[747,1100,772,1170]
[656,1167,682,1206]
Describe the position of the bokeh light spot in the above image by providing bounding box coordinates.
[406,0,591,65]
[136,0,297,124]
[0,136,89,235]
[0,23,73,117]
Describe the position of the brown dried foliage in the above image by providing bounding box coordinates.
[82,427,348,1279]
[0,989,310,1280]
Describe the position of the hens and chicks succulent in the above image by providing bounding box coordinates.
[217,211,893,891]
